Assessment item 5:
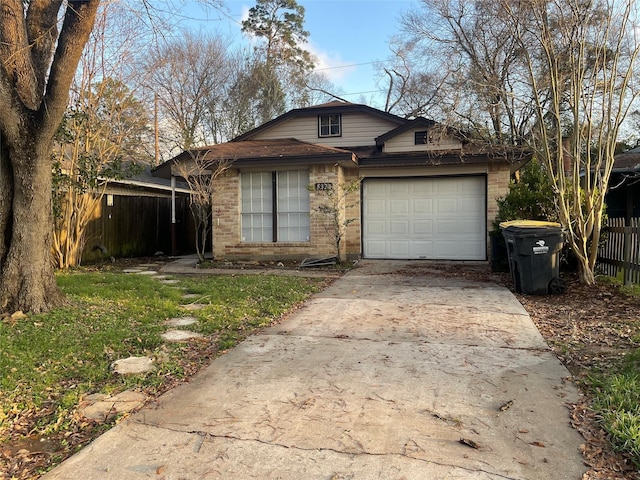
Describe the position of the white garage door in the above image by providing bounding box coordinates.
[362,176,486,260]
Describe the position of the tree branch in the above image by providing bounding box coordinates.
[40,0,100,138]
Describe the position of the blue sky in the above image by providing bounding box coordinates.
[175,0,419,109]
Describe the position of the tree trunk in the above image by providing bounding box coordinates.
[0,140,63,313]
[0,136,12,262]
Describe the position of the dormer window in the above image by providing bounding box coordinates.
[318,114,341,137]
[414,130,428,145]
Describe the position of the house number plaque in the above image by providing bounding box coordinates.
[315,182,333,191]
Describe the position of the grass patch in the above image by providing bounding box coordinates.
[587,273,640,467]
[0,271,324,451]
[599,272,640,297]
[589,350,640,467]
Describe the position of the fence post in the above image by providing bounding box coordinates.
[623,220,631,286]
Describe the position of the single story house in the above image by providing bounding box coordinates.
[153,101,527,262]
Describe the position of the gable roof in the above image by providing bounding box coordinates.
[374,117,469,147]
[232,101,407,142]
[152,139,357,179]
[374,117,437,146]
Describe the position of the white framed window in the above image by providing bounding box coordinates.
[318,114,341,137]
[241,170,310,242]
[241,172,273,242]
[277,171,310,241]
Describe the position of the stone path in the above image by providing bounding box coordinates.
[82,262,207,422]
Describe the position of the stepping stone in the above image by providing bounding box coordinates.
[182,293,201,299]
[136,270,159,276]
[161,329,203,342]
[122,268,143,273]
[164,316,198,327]
[111,356,155,374]
[181,303,206,311]
[138,263,161,268]
[160,279,180,285]
[80,390,147,422]
[154,275,169,280]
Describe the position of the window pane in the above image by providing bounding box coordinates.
[318,114,341,137]
[277,171,310,242]
[241,172,273,242]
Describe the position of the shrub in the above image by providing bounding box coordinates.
[492,158,558,232]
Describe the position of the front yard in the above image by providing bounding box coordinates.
[0,264,328,479]
[1,260,639,479]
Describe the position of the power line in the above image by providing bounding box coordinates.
[314,61,378,71]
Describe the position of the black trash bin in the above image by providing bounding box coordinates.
[500,220,565,295]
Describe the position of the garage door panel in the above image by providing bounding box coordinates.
[390,183,410,195]
[363,177,486,260]
[389,220,409,235]
[459,218,485,234]
[413,220,433,235]
[390,199,410,214]
[366,220,387,235]
[388,241,410,257]
[435,198,458,214]
[366,240,389,256]
[435,219,460,235]
[365,198,387,215]
[459,198,482,213]
[413,198,432,214]
[412,241,433,257]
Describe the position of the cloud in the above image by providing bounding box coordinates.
[306,41,357,84]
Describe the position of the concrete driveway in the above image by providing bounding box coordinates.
[43,261,586,480]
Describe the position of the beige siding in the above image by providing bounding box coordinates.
[383,130,462,153]
[251,113,399,147]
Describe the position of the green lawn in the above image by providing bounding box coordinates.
[589,275,640,467]
[0,271,325,465]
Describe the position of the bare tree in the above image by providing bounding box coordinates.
[503,0,640,285]
[398,0,533,143]
[52,3,153,269]
[146,31,233,152]
[310,179,361,262]
[0,1,101,314]
[173,153,231,262]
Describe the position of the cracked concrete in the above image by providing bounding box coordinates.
[43,261,586,479]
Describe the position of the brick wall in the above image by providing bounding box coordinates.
[211,165,360,262]
[211,163,513,262]
[486,163,512,230]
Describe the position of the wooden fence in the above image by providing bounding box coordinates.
[597,217,640,285]
[81,194,196,264]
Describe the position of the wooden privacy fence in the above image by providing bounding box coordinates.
[597,217,640,285]
[81,194,196,263]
